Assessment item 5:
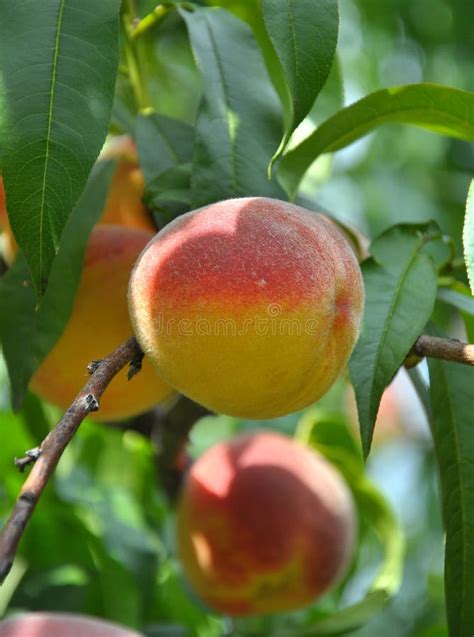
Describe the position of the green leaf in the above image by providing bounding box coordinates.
[293,411,404,636]
[302,593,389,636]
[464,179,474,294]
[145,163,193,225]
[19,391,51,442]
[135,113,194,184]
[296,409,363,463]
[437,282,474,344]
[407,366,432,422]
[0,162,115,409]
[179,5,285,207]
[415,628,448,637]
[0,0,120,299]
[88,538,142,627]
[205,0,291,130]
[349,224,440,457]
[262,0,338,159]
[463,316,474,343]
[0,559,28,618]
[428,354,474,637]
[437,285,474,316]
[279,83,474,199]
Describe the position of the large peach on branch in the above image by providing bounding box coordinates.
[31,225,174,421]
[128,197,364,418]
[176,431,356,616]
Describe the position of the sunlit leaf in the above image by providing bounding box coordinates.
[279,84,474,199]
[262,0,338,159]
[464,179,474,294]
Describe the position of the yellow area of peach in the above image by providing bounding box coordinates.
[132,298,357,419]
[193,542,308,615]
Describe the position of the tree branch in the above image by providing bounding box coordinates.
[414,335,474,366]
[0,336,142,585]
[152,396,211,503]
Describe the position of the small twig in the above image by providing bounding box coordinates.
[152,396,211,503]
[122,0,151,110]
[130,4,172,39]
[14,448,41,473]
[128,349,145,380]
[413,335,474,366]
[0,336,142,585]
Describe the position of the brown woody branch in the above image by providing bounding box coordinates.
[152,396,211,503]
[0,336,143,585]
[413,335,474,366]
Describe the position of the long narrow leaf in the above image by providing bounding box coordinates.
[262,0,338,160]
[428,355,474,637]
[349,224,440,457]
[0,0,120,299]
[279,83,474,199]
[179,6,285,207]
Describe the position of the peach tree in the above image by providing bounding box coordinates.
[0,1,473,636]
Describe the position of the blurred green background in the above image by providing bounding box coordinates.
[1,1,472,635]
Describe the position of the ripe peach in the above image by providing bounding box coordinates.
[0,612,142,636]
[31,225,175,421]
[129,197,364,419]
[177,431,356,616]
[0,135,154,264]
